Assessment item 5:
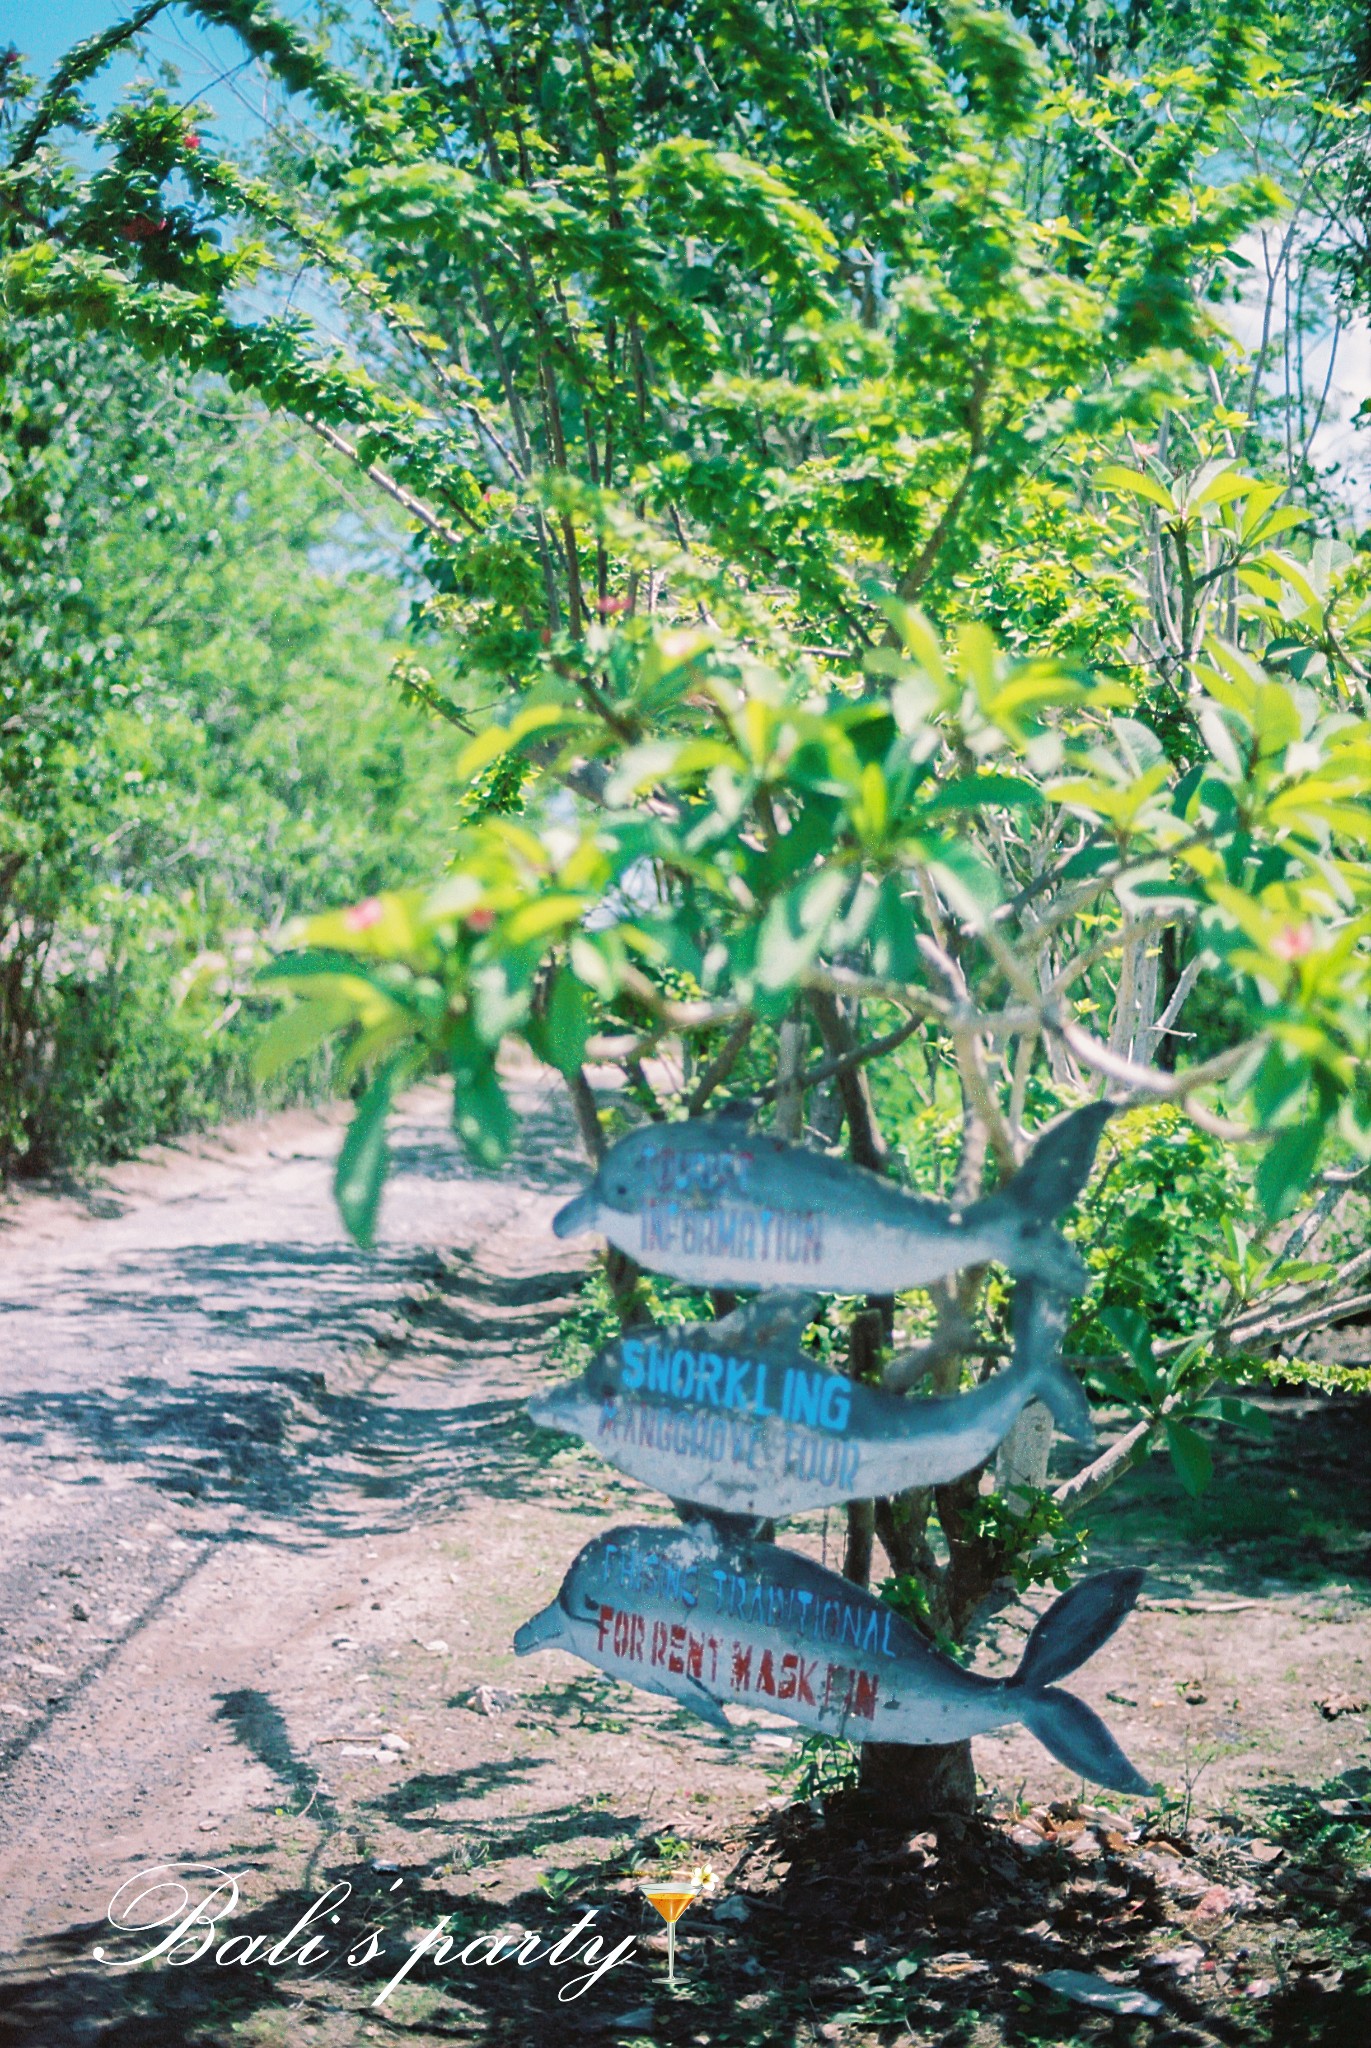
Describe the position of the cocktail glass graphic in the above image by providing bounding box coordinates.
[640,1864,716,1984]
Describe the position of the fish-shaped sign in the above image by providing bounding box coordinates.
[514,1521,1151,1794]
[529,1282,1091,1519]
[552,1102,1112,1297]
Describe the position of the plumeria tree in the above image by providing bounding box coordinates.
[6,0,1370,1811]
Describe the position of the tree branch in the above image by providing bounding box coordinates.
[751,1010,923,1106]
[805,988,887,1173]
[9,1,171,167]
[303,416,479,546]
[685,1016,754,1114]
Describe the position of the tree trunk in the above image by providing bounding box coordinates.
[843,1302,891,1587]
[994,1398,1054,1508]
[858,1736,977,1818]
[848,1298,981,1814]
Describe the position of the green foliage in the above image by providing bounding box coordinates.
[774,1731,862,1802]
[1074,1108,1253,1345]
[0,310,464,1172]
[9,0,1371,1644]
[962,1490,1091,1594]
[876,1571,964,1655]
[546,1261,714,1381]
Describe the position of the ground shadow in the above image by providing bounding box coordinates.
[216,1688,336,1824]
[1077,1393,1371,1597]
[3,1761,1367,2047]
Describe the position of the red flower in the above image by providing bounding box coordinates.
[184,129,201,150]
[465,908,495,933]
[117,213,169,243]
[596,594,628,616]
[343,897,386,933]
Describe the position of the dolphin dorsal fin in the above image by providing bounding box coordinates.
[712,1289,819,1349]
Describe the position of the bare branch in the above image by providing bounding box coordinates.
[751,1010,924,1107]
[303,416,479,545]
[917,936,1018,1175]
[685,1016,754,1114]
[1135,953,1204,1066]
[806,989,887,1173]
[1054,1412,1154,1515]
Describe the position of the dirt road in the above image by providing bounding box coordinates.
[0,1080,1366,2046]
[0,1079,789,2041]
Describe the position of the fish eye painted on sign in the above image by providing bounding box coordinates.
[513,1522,1152,1795]
[529,1286,1094,1519]
[550,1104,1114,1298]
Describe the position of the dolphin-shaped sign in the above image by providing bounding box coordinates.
[529,1282,1090,1518]
[552,1103,1112,1297]
[514,1521,1151,1795]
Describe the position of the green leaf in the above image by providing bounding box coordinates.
[1256,1119,1325,1223]
[529,967,591,1076]
[1100,1304,1150,1364]
[251,996,347,1082]
[259,951,417,1016]
[919,773,1045,817]
[868,873,923,981]
[335,1054,410,1248]
[755,867,853,990]
[878,599,949,688]
[454,702,593,784]
[1195,1395,1274,1438]
[1189,467,1254,510]
[1163,1420,1213,1498]
[1096,464,1176,514]
[469,960,534,1043]
[449,1031,516,1168]
[925,842,1000,923]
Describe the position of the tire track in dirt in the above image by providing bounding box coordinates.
[0,1074,591,1960]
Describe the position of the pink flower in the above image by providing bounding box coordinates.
[343,897,386,932]
[1270,924,1313,961]
[184,129,201,150]
[465,908,495,933]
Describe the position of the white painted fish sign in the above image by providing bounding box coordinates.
[552,1103,1112,1297]
[514,1521,1151,1794]
[530,1285,1092,1518]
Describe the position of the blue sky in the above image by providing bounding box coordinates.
[13,3,289,145]
[17,3,246,91]
[12,2,436,151]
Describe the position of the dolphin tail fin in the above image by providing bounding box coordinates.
[671,1499,774,1543]
[713,1289,819,1349]
[1010,1568,1146,1691]
[681,1677,732,1731]
[968,1103,1113,1295]
[1013,1280,1095,1449]
[1001,1102,1115,1222]
[1008,1568,1151,1794]
[1019,1687,1154,1795]
[527,1387,572,1431]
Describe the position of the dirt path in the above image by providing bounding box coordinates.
[0,1081,577,1940]
[0,1082,1367,2046]
[0,1079,787,2041]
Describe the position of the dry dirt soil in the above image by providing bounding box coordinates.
[0,1077,1367,2048]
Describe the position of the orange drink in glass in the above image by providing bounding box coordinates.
[640,1881,698,1983]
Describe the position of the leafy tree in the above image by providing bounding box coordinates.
[0,290,465,1168]
[8,0,1371,1814]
